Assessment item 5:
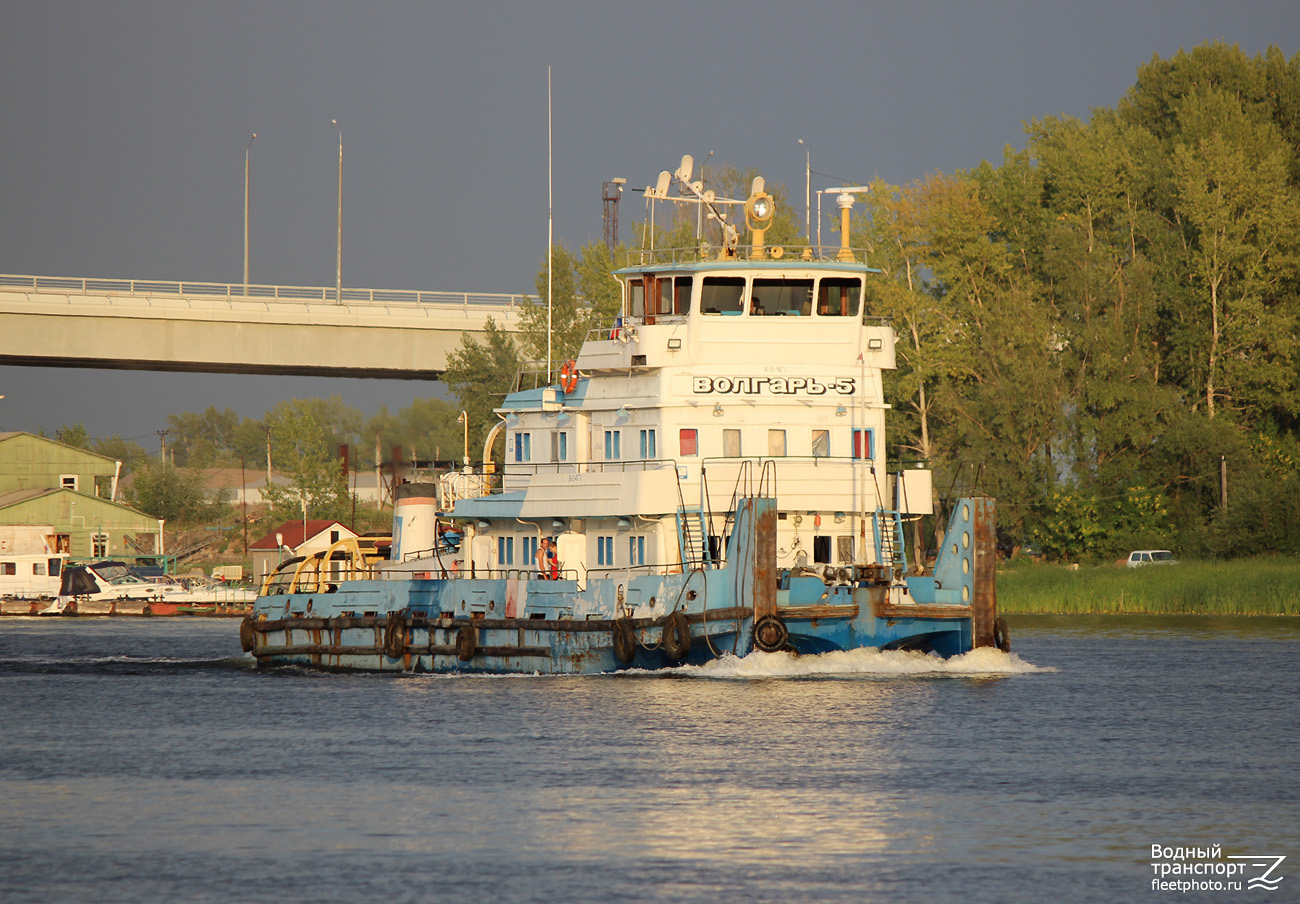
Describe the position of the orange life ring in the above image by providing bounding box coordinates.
[559,359,579,394]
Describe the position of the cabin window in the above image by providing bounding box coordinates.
[639,429,657,459]
[723,429,742,457]
[497,536,515,566]
[812,537,831,564]
[680,428,698,457]
[837,536,855,563]
[750,278,813,316]
[628,535,645,566]
[628,279,645,317]
[817,277,861,316]
[60,474,79,491]
[768,430,786,457]
[48,558,61,577]
[812,429,830,458]
[674,278,693,314]
[597,536,615,566]
[514,432,532,463]
[0,562,14,576]
[700,276,745,314]
[92,533,109,557]
[852,428,875,460]
[656,277,673,315]
[552,431,568,462]
[604,430,621,460]
[33,562,46,576]
[523,536,538,565]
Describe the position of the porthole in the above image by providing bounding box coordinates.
[961,531,970,549]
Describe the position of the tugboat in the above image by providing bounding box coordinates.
[243,158,1007,672]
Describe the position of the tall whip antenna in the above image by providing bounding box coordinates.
[547,66,553,382]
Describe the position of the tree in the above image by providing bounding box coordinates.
[125,461,228,524]
[441,317,520,463]
[259,398,359,524]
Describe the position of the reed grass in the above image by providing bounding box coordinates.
[996,558,1300,615]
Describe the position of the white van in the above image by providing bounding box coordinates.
[1126,550,1178,567]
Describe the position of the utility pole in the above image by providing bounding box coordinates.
[157,430,169,462]
[1220,454,1228,513]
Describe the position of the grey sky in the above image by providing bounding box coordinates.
[2,1,1297,444]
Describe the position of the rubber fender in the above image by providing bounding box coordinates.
[661,610,692,660]
[455,623,477,662]
[612,618,637,664]
[993,616,1011,653]
[383,615,408,659]
[753,614,789,653]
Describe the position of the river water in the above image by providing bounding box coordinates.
[0,615,1295,903]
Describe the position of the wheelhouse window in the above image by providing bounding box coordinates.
[750,278,813,316]
[680,428,698,457]
[628,279,645,317]
[700,277,745,315]
[673,277,693,314]
[817,277,862,316]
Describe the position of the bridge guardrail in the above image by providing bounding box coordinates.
[0,273,527,311]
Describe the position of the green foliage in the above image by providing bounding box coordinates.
[125,462,229,524]
[441,316,521,463]
[858,42,1300,560]
[54,423,93,450]
[259,398,357,524]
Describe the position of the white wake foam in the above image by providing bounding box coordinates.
[674,645,1050,679]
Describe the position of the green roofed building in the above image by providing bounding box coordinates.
[0,432,162,560]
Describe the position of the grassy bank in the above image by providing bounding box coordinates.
[997,558,1300,615]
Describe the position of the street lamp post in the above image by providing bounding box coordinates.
[798,138,810,245]
[332,119,342,305]
[243,132,257,294]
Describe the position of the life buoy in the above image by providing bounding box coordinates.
[455,623,477,662]
[661,610,692,661]
[383,615,407,659]
[612,618,637,664]
[753,614,789,653]
[559,359,579,394]
[993,616,1011,653]
[239,615,256,653]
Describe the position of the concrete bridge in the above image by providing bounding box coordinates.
[0,274,526,380]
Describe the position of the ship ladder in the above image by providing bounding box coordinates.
[872,508,908,574]
[676,507,710,569]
